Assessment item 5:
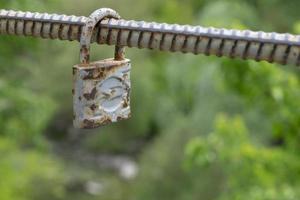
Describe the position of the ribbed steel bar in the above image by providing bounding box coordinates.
[1,9,300,66]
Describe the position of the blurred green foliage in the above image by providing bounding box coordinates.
[185,114,300,199]
[0,138,66,200]
[0,1,63,200]
[1,0,300,200]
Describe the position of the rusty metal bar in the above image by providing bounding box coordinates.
[1,9,300,66]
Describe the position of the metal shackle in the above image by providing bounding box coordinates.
[80,8,125,64]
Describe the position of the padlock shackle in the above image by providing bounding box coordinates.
[80,8,125,64]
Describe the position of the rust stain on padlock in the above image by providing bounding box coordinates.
[83,87,97,101]
[73,58,131,129]
[80,59,125,80]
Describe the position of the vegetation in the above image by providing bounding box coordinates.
[1,0,300,199]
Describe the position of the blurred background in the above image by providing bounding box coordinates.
[1,0,300,199]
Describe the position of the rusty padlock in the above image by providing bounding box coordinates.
[73,8,131,129]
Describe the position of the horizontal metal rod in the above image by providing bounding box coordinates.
[1,9,300,66]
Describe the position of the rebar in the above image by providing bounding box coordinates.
[1,9,300,66]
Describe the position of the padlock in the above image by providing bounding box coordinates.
[73,8,131,129]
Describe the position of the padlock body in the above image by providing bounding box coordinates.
[73,58,131,129]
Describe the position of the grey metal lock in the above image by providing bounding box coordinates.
[73,8,131,129]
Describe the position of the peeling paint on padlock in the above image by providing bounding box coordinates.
[73,8,131,129]
[73,58,131,129]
